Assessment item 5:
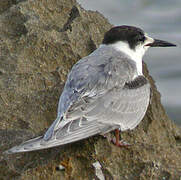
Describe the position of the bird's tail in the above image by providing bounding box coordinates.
[4,121,119,154]
[4,136,45,154]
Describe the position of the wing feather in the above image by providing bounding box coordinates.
[44,48,136,140]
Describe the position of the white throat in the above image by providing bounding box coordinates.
[110,41,146,76]
[99,35,153,76]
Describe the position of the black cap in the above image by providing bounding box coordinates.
[102,26,146,50]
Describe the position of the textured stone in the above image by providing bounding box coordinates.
[0,0,181,179]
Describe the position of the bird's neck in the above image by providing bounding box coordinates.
[106,41,145,76]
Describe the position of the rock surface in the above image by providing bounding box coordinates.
[0,0,181,179]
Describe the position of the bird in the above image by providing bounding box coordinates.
[5,25,176,154]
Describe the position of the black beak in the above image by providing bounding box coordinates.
[146,39,176,47]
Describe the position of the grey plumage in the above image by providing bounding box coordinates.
[5,45,150,154]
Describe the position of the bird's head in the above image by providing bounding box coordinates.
[102,25,176,61]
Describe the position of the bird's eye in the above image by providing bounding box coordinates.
[137,36,146,42]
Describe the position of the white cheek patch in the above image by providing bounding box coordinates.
[111,41,144,62]
[100,34,154,77]
[110,41,145,76]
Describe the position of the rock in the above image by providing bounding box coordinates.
[0,0,180,179]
